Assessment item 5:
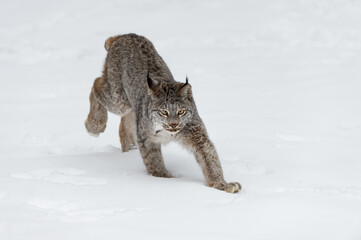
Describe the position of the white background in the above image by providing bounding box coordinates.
[1,0,360,239]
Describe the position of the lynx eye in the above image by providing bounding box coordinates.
[161,110,169,116]
[178,109,185,115]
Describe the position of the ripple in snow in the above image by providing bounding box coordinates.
[223,155,268,176]
[27,199,146,222]
[11,167,106,186]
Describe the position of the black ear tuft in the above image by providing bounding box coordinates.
[146,72,160,95]
[179,82,192,98]
[186,75,189,84]
[147,72,153,89]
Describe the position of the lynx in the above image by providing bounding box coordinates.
[85,33,241,193]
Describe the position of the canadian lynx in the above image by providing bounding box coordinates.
[85,33,241,193]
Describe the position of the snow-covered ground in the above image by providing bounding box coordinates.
[1,0,361,239]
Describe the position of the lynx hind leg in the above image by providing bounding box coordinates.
[85,77,108,137]
[119,110,137,152]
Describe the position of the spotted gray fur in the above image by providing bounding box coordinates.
[85,33,241,193]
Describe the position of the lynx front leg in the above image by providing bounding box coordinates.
[85,77,108,136]
[138,139,171,178]
[119,110,137,152]
[179,124,241,193]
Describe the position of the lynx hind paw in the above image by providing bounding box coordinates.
[87,131,100,137]
[84,119,106,137]
[121,144,137,153]
[209,181,241,193]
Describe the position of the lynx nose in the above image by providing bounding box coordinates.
[169,123,178,129]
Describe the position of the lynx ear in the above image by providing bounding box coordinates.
[147,73,160,95]
[179,77,192,98]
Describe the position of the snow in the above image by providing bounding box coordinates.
[1,0,361,239]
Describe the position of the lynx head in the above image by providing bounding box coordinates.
[147,74,194,134]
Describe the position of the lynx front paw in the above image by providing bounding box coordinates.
[84,118,106,137]
[149,170,172,178]
[209,181,241,193]
[225,182,241,193]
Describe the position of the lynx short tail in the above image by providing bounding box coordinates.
[104,35,123,51]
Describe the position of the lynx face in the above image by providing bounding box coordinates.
[151,100,193,134]
[147,75,194,134]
